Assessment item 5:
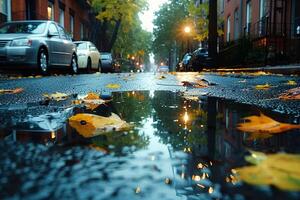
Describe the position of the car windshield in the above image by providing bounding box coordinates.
[101,54,112,60]
[0,22,47,34]
[75,43,87,50]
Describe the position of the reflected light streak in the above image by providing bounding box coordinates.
[208,187,214,194]
[183,111,189,123]
[51,131,56,139]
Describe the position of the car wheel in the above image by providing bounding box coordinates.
[98,61,102,73]
[70,54,78,74]
[38,48,48,75]
[87,58,92,73]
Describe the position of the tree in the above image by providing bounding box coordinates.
[113,17,152,65]
[152,0,190,65]
[90,0,147,52]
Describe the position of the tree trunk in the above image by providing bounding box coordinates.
[107,19,122,52]
[208,0,218,66]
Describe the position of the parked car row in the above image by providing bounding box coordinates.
[177,48,212,72]
[0,20,115,74]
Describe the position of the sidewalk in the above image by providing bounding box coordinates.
[207,64,300,75]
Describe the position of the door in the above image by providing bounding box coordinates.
[89,43,100,69]
[57,25,73,65]
[47,23,61,65]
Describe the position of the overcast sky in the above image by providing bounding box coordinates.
[139,0,168,32]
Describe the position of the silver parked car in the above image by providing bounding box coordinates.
[0,20,78,74]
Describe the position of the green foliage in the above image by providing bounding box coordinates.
[91,0,147,27]
[114,17,152,64]
[91,0,148,54]
[152,0,190,63]
[188,2,209,41]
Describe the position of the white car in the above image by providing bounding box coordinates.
[74,41,101,73]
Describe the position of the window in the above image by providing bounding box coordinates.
[47,1,54,20]
[0,0,8,24]
[259,0,266,19]
[226,16,231,42]
[57,25,67,39]
[48,23,59,35]
[59,8,64,27]
[70,14,74,38]
[234,9,239,40]
[246,1,252,34]
[80,23,84,40]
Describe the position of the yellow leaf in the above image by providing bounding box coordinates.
[73,92,108,111]
[43,92,68,101]
[106,84,121,89]
[255,84,271,90]
[286,80,297,86]
[237,113,300,135]
[0,88,24,94]
[235,152,300,191]
[279,87,300,100]
[69,113,132,138]
[158,75,166,80]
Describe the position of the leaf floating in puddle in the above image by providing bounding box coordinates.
[235,151,300,191]
[43,92,69,101]
[106,84,121,89]
[0,87,24,94]
[69,113,132,138]
[237,113,300,135]
[73,92,108,110]
[279,87,300,100]
[255,84,271,90]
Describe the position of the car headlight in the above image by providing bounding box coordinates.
[10,39,32,47]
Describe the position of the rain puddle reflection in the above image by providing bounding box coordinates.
[0,91,300,199]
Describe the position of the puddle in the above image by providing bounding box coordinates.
[0,91,300,199]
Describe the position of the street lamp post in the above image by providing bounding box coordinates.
[184,26,191,53]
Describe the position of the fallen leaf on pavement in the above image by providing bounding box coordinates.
[237,113,300,135]
[279,87,300,100]
[235,151,300,191]
[43,92,69,101]
[106,84,121,89]
[182,80,208,88]
[255,84,271,90]
[69,113,132,138]
[238,79,247,83]
[0,88,24,94]
[286,80,297,86]
[158,75,166,80]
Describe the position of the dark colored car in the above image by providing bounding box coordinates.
[177,53,192,71]
[189,48,212,71]
[0,20,78,74]
[100,52,113,73]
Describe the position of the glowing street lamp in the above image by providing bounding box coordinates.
[184,26,191,34]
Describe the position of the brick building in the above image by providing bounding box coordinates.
[0,0,92,41]
[220,0,300,65]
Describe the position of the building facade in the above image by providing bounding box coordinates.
[220,0,300,65]
[0,0,91,41]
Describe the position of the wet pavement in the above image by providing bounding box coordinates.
[1,72,300,199]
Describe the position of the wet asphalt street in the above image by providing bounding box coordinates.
[1,71,300,200]
[0,71,300,116]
